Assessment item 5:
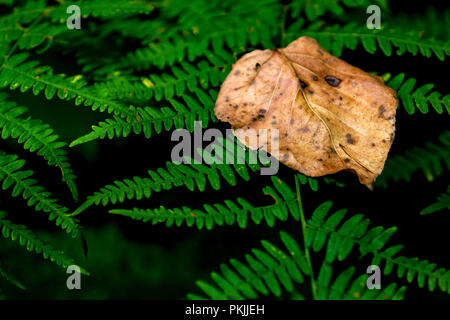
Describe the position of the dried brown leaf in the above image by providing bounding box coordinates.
[214,36,398,187]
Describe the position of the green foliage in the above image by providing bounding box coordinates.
[0,93,78,200]
[188,231,406,300]
[296,22,450,61]
[70,89,218,147]
[0,52,135,117]
[376,131,450,187]
[386,73,450,115]
[306,200,450,293]
[0,211,86,274]
[0,263,26,290]
[188,231,311,299]
[94,56,230,101]
[289,0,388,21]
[421,186,450,215]
[191,183,450,299]
[0,152,80,237]
[0,0,448,300]
[109,176,301,229]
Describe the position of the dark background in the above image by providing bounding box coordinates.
[0,0,449,300]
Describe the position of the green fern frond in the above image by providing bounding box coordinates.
[0,93,78,201]
[108,0,280,72]
[49,0,156,19]
[0,0,47,25]
[298,22,450,61]
[71,141,267,215]
[116,37,194,72]
[93,56,230,101]
[0,211,88,274]
[376,131,450,187]
[1,0,155,25]
[109,176,301,229]
[187,231,311,299]
[315,263,406,300]
[108,173,342,229]
[72,134,331,216]
[306,201,450,293]
[0,53,135,118]
[385,73,450,115]
[0,20,66,52]
[288,0,388,21]
[0,264,26,290]
[391,8,450,41]
[96,17,168,41]
[108,36,231,73]
[70,89,217,147]
[0,152,81,237]
[421,186,450,215]
[188,231,404,300]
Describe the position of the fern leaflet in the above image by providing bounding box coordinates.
[296,22,450,61]
[0,93,78,201]
[0,152,81,237]
[376,131,450,187]
[421,186,450,215]
[0,210,88,274]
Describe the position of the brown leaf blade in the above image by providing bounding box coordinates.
[214,36,398,187]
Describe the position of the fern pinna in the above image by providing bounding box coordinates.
[0,0,448,300]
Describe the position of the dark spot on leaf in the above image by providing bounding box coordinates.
[307,90,314,95]
[344,158,351,163]
[255,63,261,71]
[258,109,266,115]
[271,121,276,125]
[234,70,240,76]
[290,119,294,124]
[283,154,289,159]
[299,79,307,89]
[378,105,386,118]
[312,75,319,81]
[345,133,354,144]
[325,75,341,87]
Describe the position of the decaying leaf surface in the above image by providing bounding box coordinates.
[214,36,398,187]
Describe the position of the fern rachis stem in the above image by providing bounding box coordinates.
[295,175,318,300]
